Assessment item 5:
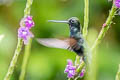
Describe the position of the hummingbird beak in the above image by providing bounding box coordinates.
[48,20,68,23]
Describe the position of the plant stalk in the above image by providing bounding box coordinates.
[19,39,32,80]
[4,38,23,80]
[92,2,117,50]
[83,0,89,39]
[19,0,33,80]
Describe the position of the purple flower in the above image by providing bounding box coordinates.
[20,16,34,29]
[18,15,35,45]
[18,27,34,44]
[79,68,85,78]
[64,59,76,78]
[25,16,34,29]
[115,0,120,8]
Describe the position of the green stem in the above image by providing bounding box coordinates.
[73,61,85,80]
[116,64,120,80]
[76,61,85,73]
[83,0,89,39]
[24,0,33,17]
[19,39,32,80]
[75,55,80,66]
[92,2,117,50]
[19,0,33,80]
[73,57,85,80]
[4,38,23,80]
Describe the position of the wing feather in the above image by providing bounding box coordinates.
[36,38,70,49]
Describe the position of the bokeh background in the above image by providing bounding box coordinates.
[0,0,120,80]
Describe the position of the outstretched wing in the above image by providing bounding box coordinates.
[36,38,77,50]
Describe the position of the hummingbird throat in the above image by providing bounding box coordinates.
[69,25,81,39]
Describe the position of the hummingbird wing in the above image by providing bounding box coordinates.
[36,38,77,50]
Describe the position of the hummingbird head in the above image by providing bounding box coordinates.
[68,17,80,28]
[48,17,80,29]
[48,17,81,37]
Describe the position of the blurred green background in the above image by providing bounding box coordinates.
[0,0,120,80]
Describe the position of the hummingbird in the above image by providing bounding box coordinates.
[37,17,84,56]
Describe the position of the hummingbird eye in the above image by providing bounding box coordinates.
[70,20,75,23]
